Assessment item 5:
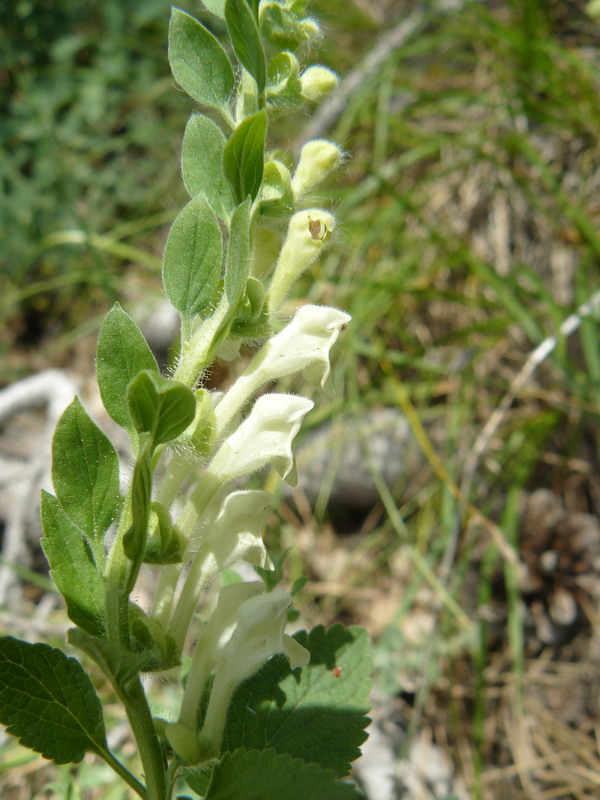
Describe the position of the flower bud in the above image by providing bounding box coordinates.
[292,139,343,197]
[268,209,335,312]
[300,65,338,102]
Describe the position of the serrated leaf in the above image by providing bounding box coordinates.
[225,0,266,95]
[205,749,362,800]
[224,625,371,777]
[127,370,196,447]
[41,492,105,637]
[224,199,252,310]
[169,8,234,114]
[162,195,223,322]
[182,114,234,218]
[52,397,120,545]
[96,303,159,433]
[0,637,107,765]
[223,111,267,204]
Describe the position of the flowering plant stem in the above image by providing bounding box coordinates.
[0,4,371,799]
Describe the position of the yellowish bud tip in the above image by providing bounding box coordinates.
[300,66,338,102]
[292,139,343,197]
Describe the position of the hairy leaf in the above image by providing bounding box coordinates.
[223,110,267,204]
[52,397,120,546]
[127,370,196,447]
[224,625,371,777]
[0,637,107,764]
[225,0,266,95]
[123,435,152,588]
[202,0,226,18]
[169,8,234,114]
[182,114,234,218]
[41,491,105,637]
[225,199,252,310]
[204,749,362,800]
[162,195,223,322]
[96,303,159,433]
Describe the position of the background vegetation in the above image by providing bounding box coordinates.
[2,0,600,797]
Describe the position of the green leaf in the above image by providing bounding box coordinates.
[96,303,159,433]
[41,492,106,637]
[0,637,107,765]
[51,398,120,547]
[183,761,218,796]
[225,0,266,95]
[205,749,362,800]
[224,199,252,310]
[169,8,234,115]
[127,370,196,447]
[123,435,152,589]
[224,625,371,777]
[201,0,225,20]
[182,114,234,218]
[223,110,267,204]
[162,195,223,322]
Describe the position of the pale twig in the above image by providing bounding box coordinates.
[0,370,76,607]
[461,287,600,504]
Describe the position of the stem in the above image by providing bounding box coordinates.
[105,506,134,646]
[163,756,182,800]
[120,678,167,800]
[174,302,228,387]
[98,746,148,799]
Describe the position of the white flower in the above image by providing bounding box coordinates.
[171,582,266,759]
[219,589,310,682]
[215,305,350,433]
[186,490,271,572]
[198,587,310,750]
[209,393,313,484]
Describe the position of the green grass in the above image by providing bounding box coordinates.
[3,0,600,797]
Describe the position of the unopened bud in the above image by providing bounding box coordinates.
[292,139,342,197]
[300,65,338,102]
[300,18,320,39]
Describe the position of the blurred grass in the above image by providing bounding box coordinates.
[3,0,600,797]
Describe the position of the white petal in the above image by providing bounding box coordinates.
[187,490,271,562]
[213,305,350,435]
[283,634,310,669]
[209,394,313,482]
[220,590,293,684]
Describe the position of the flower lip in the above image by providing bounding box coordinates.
[209,393,314,483]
